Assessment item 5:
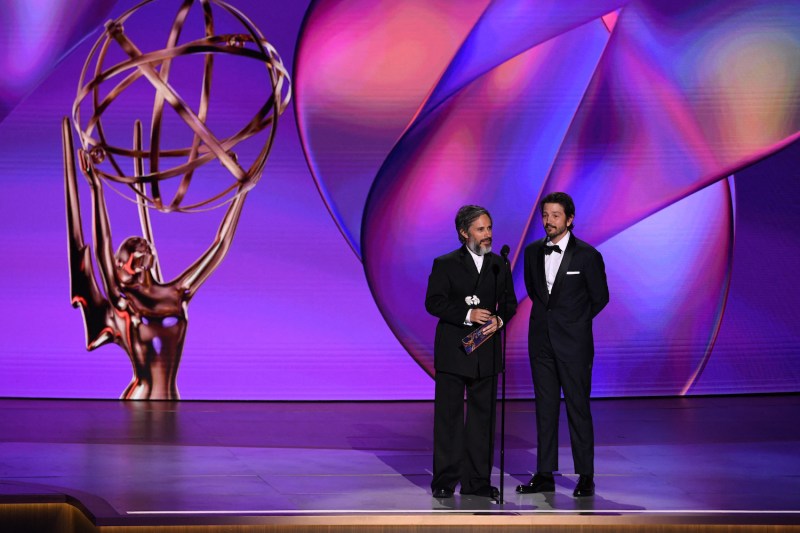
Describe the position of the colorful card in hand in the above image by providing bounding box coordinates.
[462,325,495,354]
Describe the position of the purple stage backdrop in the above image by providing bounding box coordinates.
[0,0,798,400]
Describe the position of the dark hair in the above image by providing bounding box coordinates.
[455,205,491,244]
[540,192,575,231]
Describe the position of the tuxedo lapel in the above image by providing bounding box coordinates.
[535,243,549,306]
[460,247,480,279]
[548,236,575,308]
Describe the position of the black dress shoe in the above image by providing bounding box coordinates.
[461,485,500,498]
[573,475,595,497]
[516,473,555,494]
[432,487,454,498]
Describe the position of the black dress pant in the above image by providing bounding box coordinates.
[531,330,594,475]
[432,370,498,492]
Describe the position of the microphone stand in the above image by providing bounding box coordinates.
[497,247,511,503]
[486,265,499,504]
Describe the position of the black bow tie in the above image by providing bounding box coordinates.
[544,245,562,255]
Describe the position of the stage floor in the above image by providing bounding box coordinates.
[1,395,799,529]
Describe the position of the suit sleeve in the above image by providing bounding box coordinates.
[523,246,535,300]
[586,248,610,318]
[498,259,517,326]
[425,257,470,325]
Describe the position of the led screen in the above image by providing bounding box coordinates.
[0,0,798,399]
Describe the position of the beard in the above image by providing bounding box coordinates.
[545,224,567,240]
[467,237,492,256]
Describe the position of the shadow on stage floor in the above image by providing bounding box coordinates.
[1,395,799,532]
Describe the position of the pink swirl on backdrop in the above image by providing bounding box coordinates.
[296,0,800,396]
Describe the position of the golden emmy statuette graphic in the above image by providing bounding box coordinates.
[63,0,290,399]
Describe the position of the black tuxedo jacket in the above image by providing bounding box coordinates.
[425,246,517,378]
[523,234,609,361]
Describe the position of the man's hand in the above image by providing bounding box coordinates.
[469,308,493,325]
[480,316,500,335]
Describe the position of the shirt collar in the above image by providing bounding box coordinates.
[466,245,485,271]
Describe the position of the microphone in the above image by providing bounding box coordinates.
[500,244,510,263]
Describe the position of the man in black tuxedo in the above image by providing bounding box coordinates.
[425,205,517,499]
[516,192,609,498]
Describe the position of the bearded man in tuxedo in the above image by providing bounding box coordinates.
[516,192,609,498]
[425,205,517,499]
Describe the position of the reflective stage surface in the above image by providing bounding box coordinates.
[0,395,799,528]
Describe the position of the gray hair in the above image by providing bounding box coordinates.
[455,205,491,244]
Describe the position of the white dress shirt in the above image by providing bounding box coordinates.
[545,231,570,294]
[466,245,484,273]
[464,246,484,325]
